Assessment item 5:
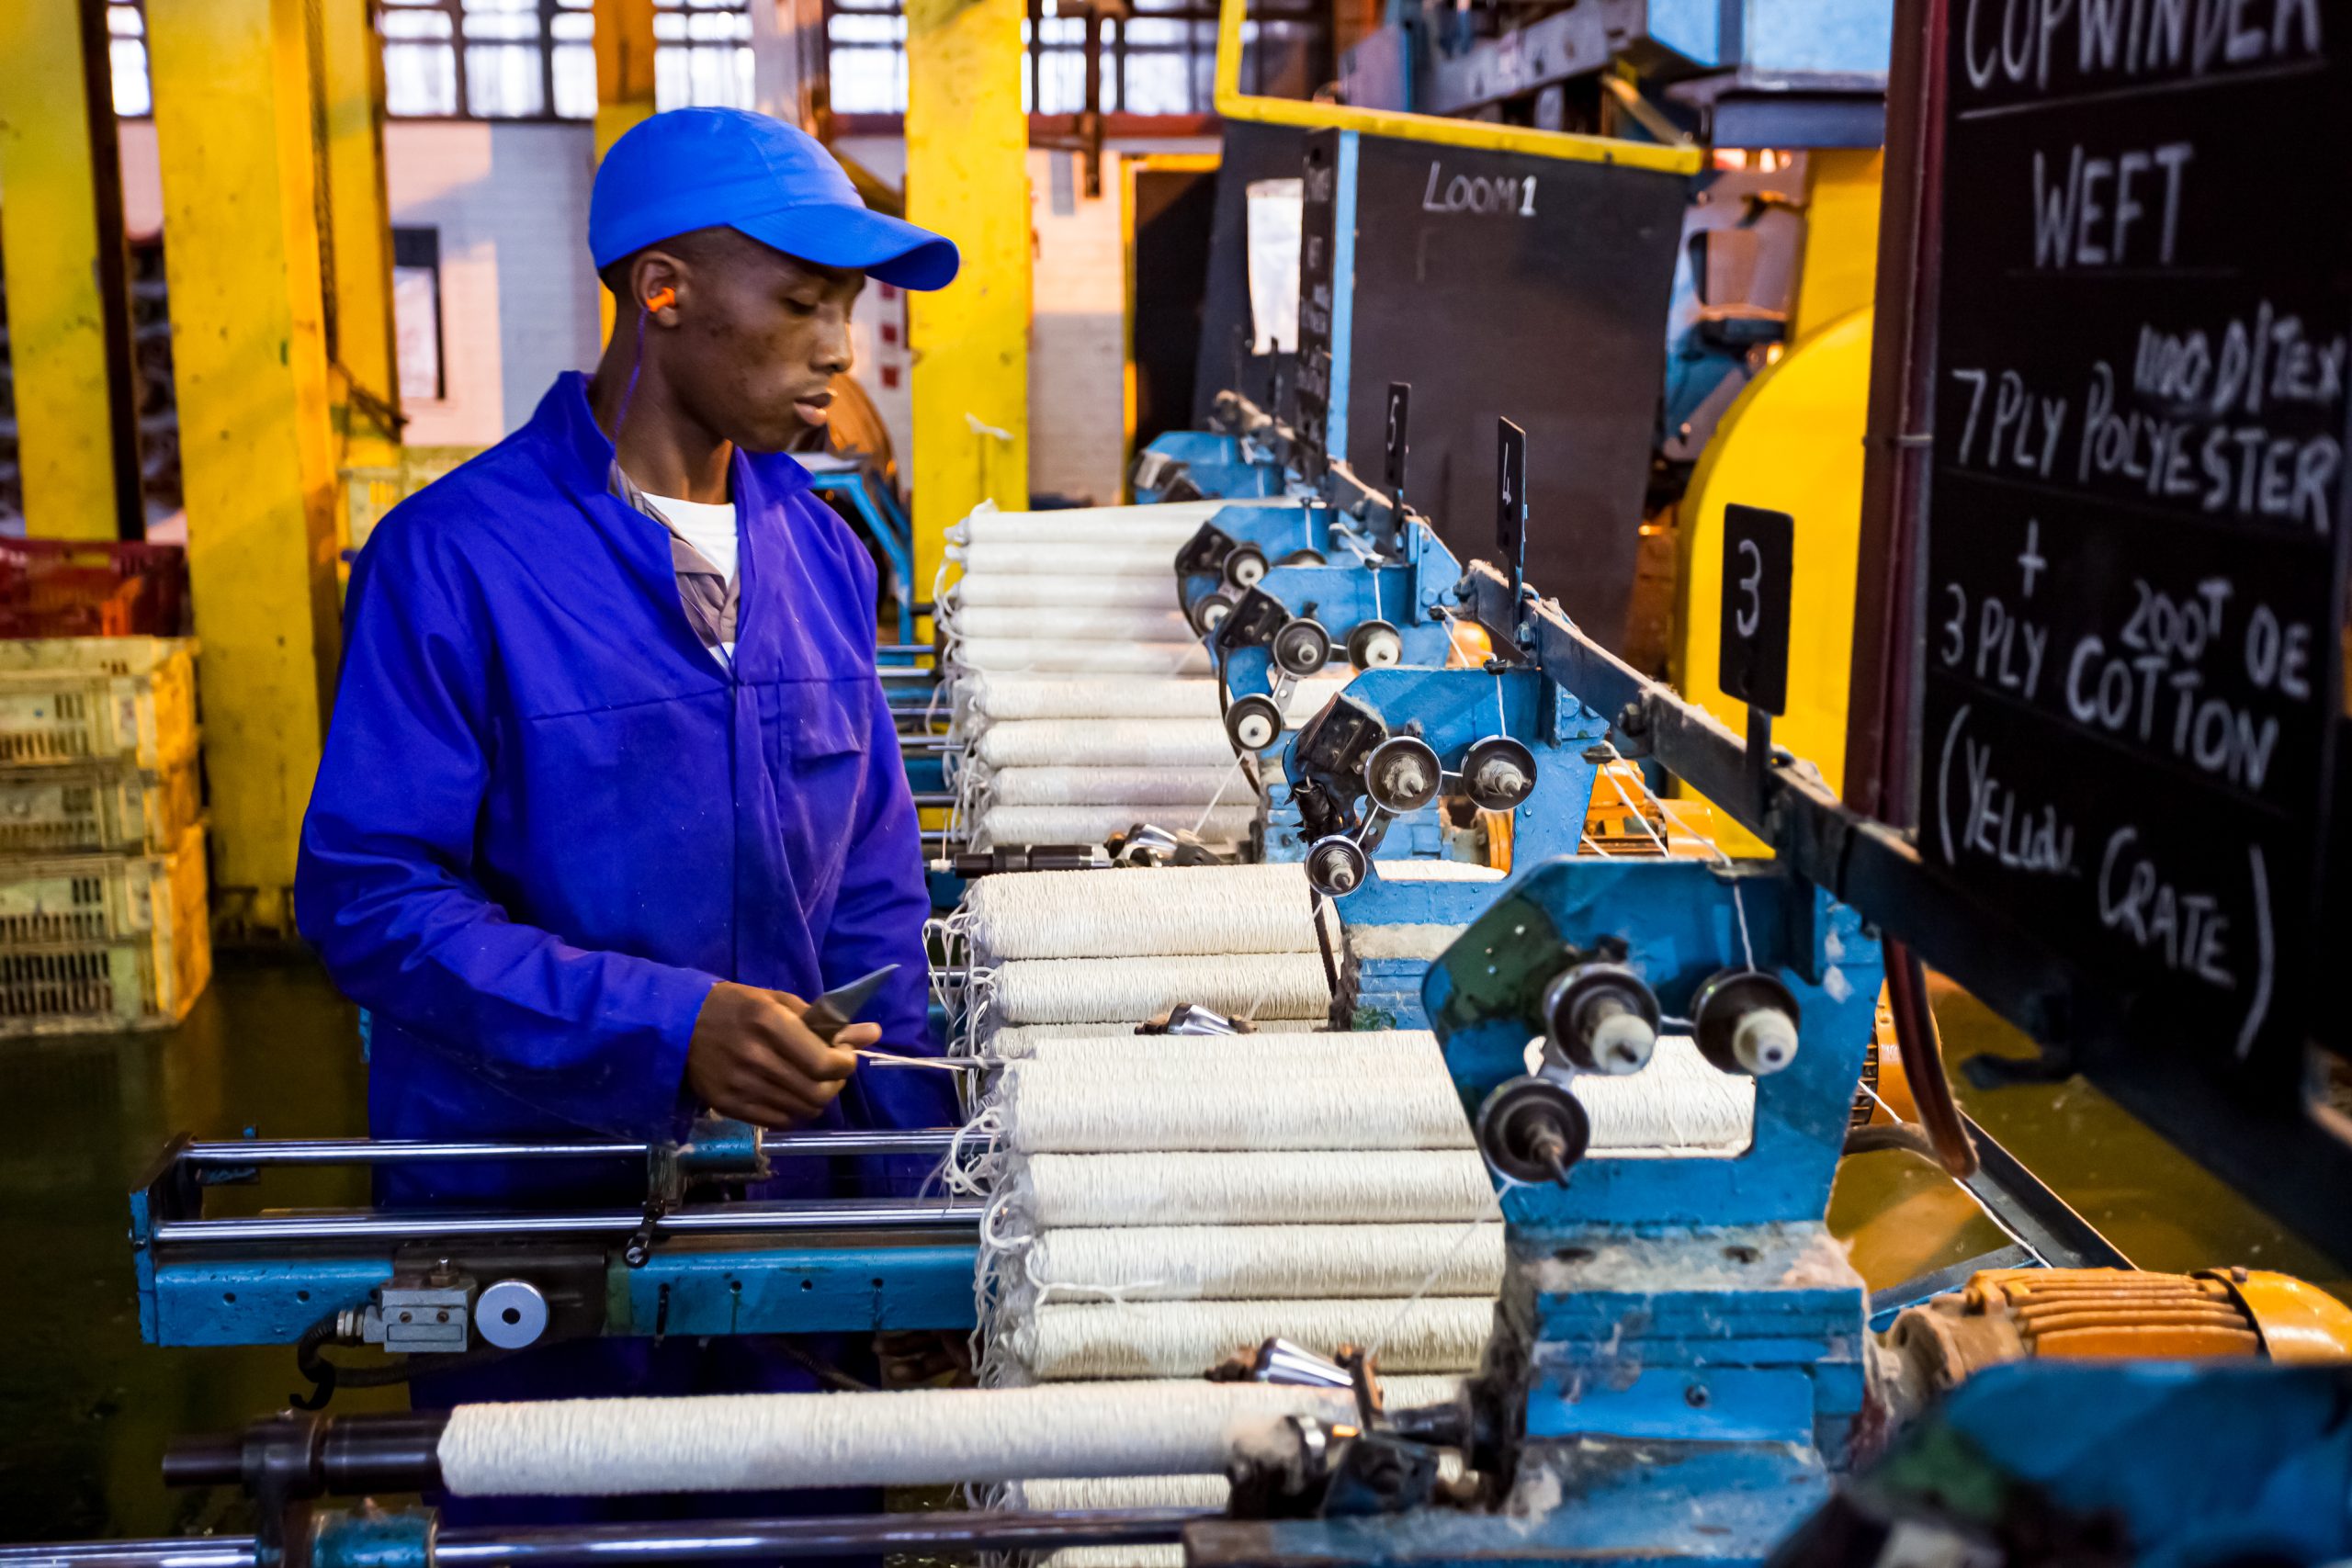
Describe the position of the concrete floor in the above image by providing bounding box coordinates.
[0,962,2342,1542]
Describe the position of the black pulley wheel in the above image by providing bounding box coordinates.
[1346,619,1405,670]
[1225,694,1283,754]
[1363,735,1442,815]
[1462,735,1539,811]
[1304,834,1370,897]
[1476,1077,1592,1186]
[1272,616,1333,677]
[1190,589,1236,636]
[1225,545,1269,589]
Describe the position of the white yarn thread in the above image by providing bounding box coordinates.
[1000,1069,1471,1153]
[965,864,1320,960]
[435,1381,1391,1496]
[964,677,1218,722]
[1004,1297,1491,1381]
[985,1021,1327,1051]
[956,638,1211,676]
[953,605,1199,642]
[1370,860,1508,883]
[1572,1034,1754,1154]
[987,953,1330,1027]
[953,508,1221,547]
[1001,1049,1444,1088]
[977,805,1258,850]
[1017,1223,1504,1303]
[955,574,1182,611]
[1013,1151,1496,1227]
[1006,1028,1437,1066]
[973,719,1250,769]
[955,542,1182,577]
[1011,1474,1231,1510]
[1344,923,1470,962]
[982,766,1244,808]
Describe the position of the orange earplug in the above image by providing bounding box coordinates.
[644,287,677,313]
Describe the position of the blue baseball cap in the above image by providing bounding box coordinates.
[590,107,959,291]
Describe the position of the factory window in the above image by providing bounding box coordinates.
[823,0,1329,118]
[100,0,752,122]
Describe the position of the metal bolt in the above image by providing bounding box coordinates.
[1684,1383,1710,1408]
[398,1311,413,1323]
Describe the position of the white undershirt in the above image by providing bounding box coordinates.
[645,492,740,667]
[646,492,740,581]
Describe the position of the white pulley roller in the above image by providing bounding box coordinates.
[435,1381,1393,1496]
[953,605,1198,642]
[976,720,1237,770]
[976,805,1257,850]
[962,864,1323,959]
[955,639,1210,676]
[1012,1151,1497,1227]
[980,766,1243,809]
[985,953,1331,1029]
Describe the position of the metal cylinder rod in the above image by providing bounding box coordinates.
[876,643,937,659]
[0,1508,1210,1568]
[0,1546,259,1568]
[155,1199,983,1247]
[177,1128,960,1168]
[432,1507,1209,1565]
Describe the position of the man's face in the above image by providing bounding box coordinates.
[652,232,865,453]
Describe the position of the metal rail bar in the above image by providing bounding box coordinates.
[0,1509,1210,1568]
[155,1200,983,1247]
[176,1130,960,1168]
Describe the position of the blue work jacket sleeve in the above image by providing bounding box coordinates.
[828,675,960,1190]
[296,521,715,1135]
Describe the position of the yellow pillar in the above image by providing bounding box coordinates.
[0,0,141,540]
[148,0,343,940]
[594,0,659,341]
[318,0,404,468]
[905,0,1031,616]
[1790,149,1883,340]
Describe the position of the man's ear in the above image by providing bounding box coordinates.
[630,251,687,321]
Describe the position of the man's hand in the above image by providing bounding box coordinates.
[685,982,874,1127]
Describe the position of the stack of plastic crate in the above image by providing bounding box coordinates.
[0,637,208,1033]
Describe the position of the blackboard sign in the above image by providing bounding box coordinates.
[1497,418,1527,606]
[1385,381,1411,506]
[1919,7,2350,1083]
[1294,130,1340,479]
[1720,503,1792,716]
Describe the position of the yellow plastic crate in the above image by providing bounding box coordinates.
[0,637,198,769]
[0,825,211,1034]
[340,446,482,558]
[0,756,202,855]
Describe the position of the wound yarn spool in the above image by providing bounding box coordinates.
[954,605,1199,642]
[954,638,1211,676]
[1572,1035,1755,1153]
[986,1021,1327,1052]
[985,953,1331,1028]
[954,573,1181,611]
[1013,1150,1497,1227]
[976,805,1258,850]
[976,720,1237,770]
[950,501,1230,544]
[1004,1296,1493,1380]
[1015,1223,1505,1303]
[962,675,1225,723]
[955,542,1184,577]
[1005,1028,1436,1066]
[435,1381,1395,1496]
[999,1067,1471,1152]
[964,864,1322,960]
[980,766,1245,809]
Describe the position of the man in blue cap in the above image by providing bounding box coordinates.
[295,108,964,1506]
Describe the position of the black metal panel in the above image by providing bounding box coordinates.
[1918,4,2352,1097]
[1191,120,1308,428]
[1341,133,1687,647]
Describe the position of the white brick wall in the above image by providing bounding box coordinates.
[383,121,602,448]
